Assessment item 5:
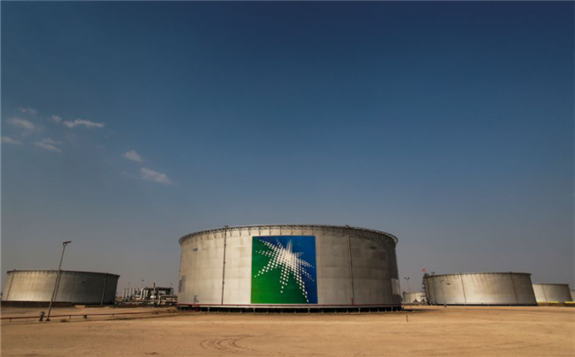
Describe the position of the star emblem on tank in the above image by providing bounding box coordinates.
[254,238,315,302]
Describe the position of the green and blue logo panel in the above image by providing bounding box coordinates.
[251,236,317,304]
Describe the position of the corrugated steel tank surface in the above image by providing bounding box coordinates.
[1,270,119,304]
[532,284,572,303]
[424,273,537,306]
[402,292,427,303]
[178,225,401,309]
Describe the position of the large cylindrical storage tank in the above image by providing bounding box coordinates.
[532,284,572,303]
[178,225,401,310]
[402,292,426,304]
[424,272,537,306]
[1,270,119,305]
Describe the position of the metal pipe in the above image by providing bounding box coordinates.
[46,241,71,322]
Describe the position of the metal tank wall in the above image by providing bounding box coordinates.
[532,284,572,303]
[178,225,401,308]
[2,270,119,304]
[571,290,575,301]
[403,292,426,303]
[424,273,537,306]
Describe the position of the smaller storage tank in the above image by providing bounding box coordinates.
[1,270,119,305]
[424,272,537,306]
[532,283,572,303]
[571,290,575,302]
[402,291,426,304]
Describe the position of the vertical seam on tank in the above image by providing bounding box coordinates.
[100,273,108,305]
[509,272,518,304]
[460,274,467,305]
[4,271,15,301]
[221,227,227,305]
[347,227,355,305]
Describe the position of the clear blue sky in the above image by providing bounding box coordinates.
[2,2,573,292]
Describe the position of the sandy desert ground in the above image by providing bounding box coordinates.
[1,305,574,357]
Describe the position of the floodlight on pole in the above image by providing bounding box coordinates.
[46,241,71,322]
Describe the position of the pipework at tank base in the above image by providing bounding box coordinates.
[177,305,403,313]
[426,303,537,307]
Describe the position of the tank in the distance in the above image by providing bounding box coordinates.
[532,283,572,303]
[402,291,427,304]
[2,270,119,305]
[424,272,537,306]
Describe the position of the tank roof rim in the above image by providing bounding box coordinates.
[6,269,120,277]
[179,224,398,246]
[532,283,570,286]
[424,272,532,278]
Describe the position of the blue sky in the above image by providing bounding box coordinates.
[2,2,573,292]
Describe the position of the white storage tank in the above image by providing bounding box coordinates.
[424,272,537,306]
[1,270,119,305]
[402,291,427,304]
[532,283,572,303]
[178,225,401,310]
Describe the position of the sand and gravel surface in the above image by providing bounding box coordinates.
[2,306,574,357]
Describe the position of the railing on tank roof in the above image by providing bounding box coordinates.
[178,224,398,245]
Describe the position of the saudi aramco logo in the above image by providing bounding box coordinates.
[251,236,318,304]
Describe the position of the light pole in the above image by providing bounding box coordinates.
[46,241,71,322]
